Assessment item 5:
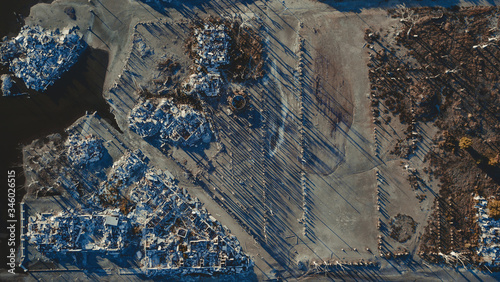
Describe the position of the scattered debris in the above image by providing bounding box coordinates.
[65,134,104,166]
[1,74,14,96]
[475,195,500,267]
[307,258,379,274]
[27,148,252,275]
[129,98,212,146]
[0,25,85,91]
[27,211,129,253]
[184,22,230,97]
[133,36,153,58]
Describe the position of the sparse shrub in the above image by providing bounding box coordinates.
[119,198,131,215]
[459,137,472,150]
[488,154,499,166]
[487,199,500,220]
[132,226,142,235]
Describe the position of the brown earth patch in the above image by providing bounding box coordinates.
[389,214,417,243]
[366,6,500,268]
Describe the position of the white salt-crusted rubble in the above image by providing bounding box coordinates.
[27,149,252,276]
[195,23,230,69]
[474,195,500,267]
[0,25,85,91]
[1,74,14,96]
[128,100,161,137]
[65,134,104,166]
[129,99,212,146]
[184,23,230,97]
[99,150,148,204]
[27,211,129,253]
[185,71,223,97]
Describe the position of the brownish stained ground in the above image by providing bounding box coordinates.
[367,6,500,268]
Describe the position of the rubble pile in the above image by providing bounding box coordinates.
[186,71,223,97]
[28,149,252,275]
[99,150,148,205]
[129,99,211,146]
[0,25,85,91]
[107,150,148,185]
[185,23,230,97]
[133,36,153,58]
[194,23,229,69]
[1,74,14,96]
[475,196,500,267]
[126,167,251,274]
[65,134,104,166]
[128,168,173,206]
[27,211,129,253]
[128,100,161,137]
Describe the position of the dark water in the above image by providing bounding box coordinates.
[0,0,118,270]
[0,0,54,39]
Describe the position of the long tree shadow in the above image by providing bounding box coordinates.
[137,0,264,17]
[317,0,497,13]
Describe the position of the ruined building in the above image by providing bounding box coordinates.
[0,25,85,91]
[129,99,212,147]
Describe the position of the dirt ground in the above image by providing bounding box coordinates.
[365,5,500,268]
[11,0,500,281]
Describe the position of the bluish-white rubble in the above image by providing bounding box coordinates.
[186,71,223,97]
[27,149,252,275]
[0,25,85,91]
[27,211,129,253]
[195,23,229,69]
[65,134,104,166]
[475,195,500,267]
[1,74,14,96]
[133,36,153,58]
[184,23,230,97]
[99,150,148,204]
[128,100,161,137]
[129,99,212,146]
